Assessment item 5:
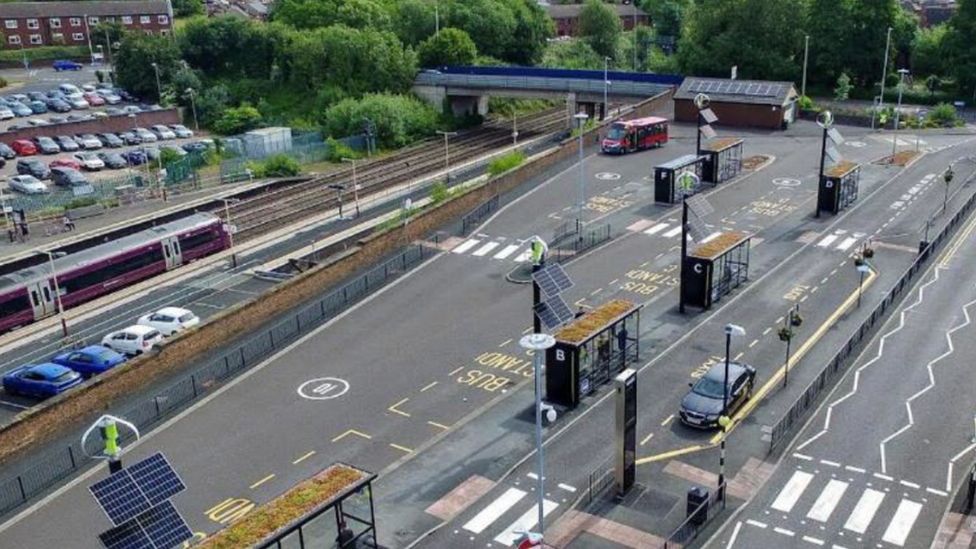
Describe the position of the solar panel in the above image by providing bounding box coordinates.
[719,82,733,93]
[137,501,193,549]
[825,145,842,163]
[98,519,152,549]
[532,263,574,299]
[827,127,844,145]
[534,296,574,330]
[128,453,186,507]
[685,194,714,218]
[746,83,760,95]
[90,471,152,526]
[700,125,717,139]
[687,216,711,243]
[701,109,718,124]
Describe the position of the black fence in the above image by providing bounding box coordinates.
[550,223,613,263]
[0,245,431,519]
[768,180,976,453]
[461,195,499,235]
[663,483,726,548]
[577,454,616,508]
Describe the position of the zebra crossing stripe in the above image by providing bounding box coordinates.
[644,223,670,235]
[453,239,481,254]
[662,226,683,238]
[472,242,500,257]
[493,499,559,546]
[771,471,814,513]
[806,480,848,522]
[836,237,858,251]
[513,249,533,262]
[881,499,922,547]
[462,488,526,534]
[817,234,840,248]
[494,244,521,260]
[843,488,885,534]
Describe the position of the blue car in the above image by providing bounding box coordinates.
[122,149,147,165]
[51,345,126,378]
[53,60,83,71]
[3,363,82,398]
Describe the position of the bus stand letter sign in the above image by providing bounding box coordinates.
[615,368,637,495]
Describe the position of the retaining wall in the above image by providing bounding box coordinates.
[0,109,181,144]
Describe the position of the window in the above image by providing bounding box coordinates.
[140,15,150,24]
[29,34,41,45]
[7,35,20,45]
[178,229,217,252]
[51,32,64,43]
[87,16,98,25]
[26,19,38,29]
[122,16,132,24]
[4,20,17,29]
[159,29,168,36]
[62,246,165,293]
[49,17,61,28]
[69,17,81,27]
[158,14,168,24]
[72,33,84,41]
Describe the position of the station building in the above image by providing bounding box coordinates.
[673,77,799,130]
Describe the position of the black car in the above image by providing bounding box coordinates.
[16,158,51,179]
[98,133,124,148]
[182,141,211,153]
[32,136,59,155]
[97,152,127,169]
[679,362,756,429]
[50,167,89,187]
[0,142,15,159]
[119,131,141,145]
[44,98,71,113]
[55,135,80,152]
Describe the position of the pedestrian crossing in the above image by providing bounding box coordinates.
[765,469,938,546]
[449,236,534,263]
[454,475,577,546]
[814,230,865,253]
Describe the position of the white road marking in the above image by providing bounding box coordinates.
[726,521,742,549]
[644,222,670,235]
[807,480,849,522]
[493,244,520,260]
[492,499,558,545]
[899,480,920,489]
[452,239,481,254]
[843,488,885,534]
[820,459,841,468]
[926,487,948,497]
[472,242,500,257]
[835,237,858,251]
[513,249,532,263]
[817,234,840,248]
[772,471,814,513]
[662,226,683,238]
[845,466,866,474]
[557,483,576,493]
[462,488,526,533]
[700,231,722,243]
[774,527,796,537]
[746,519,768,529]
[802,535,825,545]
[881,499,922,546]
[793,453,813,461]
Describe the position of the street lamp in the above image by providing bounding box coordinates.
[18,41,28,74]
[855,260,871,307]
[574,112,589,235]
[150,62,162,103]
[892,68,910,156]
[801,35,810,99]
[512,110,518,146]
[780,305,802,387]
[879,27,893,107]
[603,56,611,120]
[815,110,834,218]
[719,323,745,499]
[435,130,457,179]
[519,333,557,541]
[185,88,199,131]
[220,198,240,268]
[38,250,68,337]
[341,157,360,217]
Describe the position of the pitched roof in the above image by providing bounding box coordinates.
[674,77,797,106]
[0,0,170,19]
[545,3,647,19]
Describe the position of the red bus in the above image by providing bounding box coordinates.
[601,116,669,154]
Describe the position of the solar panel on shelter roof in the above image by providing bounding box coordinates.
[685,194,714,218]
[98,518,151,549]
[700,125,717,139]
[827,127,844,145]
[532,263,574,299]
[128,453,186,507]
[701,109,718,124]
[90,471,152,526]
[137,501,193,549]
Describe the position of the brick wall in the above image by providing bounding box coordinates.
[674,98,785,130]
[0,108,181,144]
[0,89,673,465]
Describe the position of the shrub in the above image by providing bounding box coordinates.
[249,154,301,177]
[926,103,961,128]
[833,73,852,101]
[325,137,360,163]
[65,197,98,209]
[488,151,526,176]
[323,93,438,149]
[212,104,262,135]
[0,45,88,63]
[797,95,815,111]
[0,77,7,89]
[429,181,450,204]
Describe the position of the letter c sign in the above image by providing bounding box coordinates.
[693,262,704,274]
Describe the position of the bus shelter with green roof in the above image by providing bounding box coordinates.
[700,137,744,183]
[654,154,707,204]
[818,160,861,215]
[680,231,751,310]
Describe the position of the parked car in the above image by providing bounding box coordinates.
[679,362,756,429]
[90,111,109,119]
[16,158,50,179]
[51,166,89,187]
[58,83,81,95]
[97,133,124,148]
[151,125,176,140]
[122,105,142,115]
[134,127,157,142]
[137,307,200,336]
[105,106,124,116]
[2,363,82,398]
[83,92,105,107]
[121,149,147,165]
[55,135,80,152]
[45,98,71,113]
[159,144,187,158]
[50,158,83,171]
[27,118,50,126]
[97,151,127,169]
[27,91,46,102]
[67,113,94,122]
[8,174,49,194]
[47,116,67,125]
[96,90,123,104]
[10,93,28,103]
[73,152,104,170]
[143,146,161,162]
[0,107,13,120]
[10,103,32,117]
[28,101,48,114]
[0,143,15,159]
[181,141,211,153]
[169,124,193,138]
[75,134,102,150]
[32,136,60,155]
[66,96,89,110]
[10,139,36,156]
[45,89,64,99]
[101,325,163,356]
[51,345,126,378]
[119,130,141,145]
[53,60,83,71]
[81,83,97,92]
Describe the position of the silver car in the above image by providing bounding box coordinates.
[8,175,49,194]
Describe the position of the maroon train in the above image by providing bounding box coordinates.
[0,212,231,333]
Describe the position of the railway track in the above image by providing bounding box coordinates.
[222,108,569,240]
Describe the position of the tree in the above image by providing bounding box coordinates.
[212,104,263,135]
[178,16,277,79]
[912,24,948,77]
[578,0,621,59]
[90,21,127,49]
[441,0,551,65]
[171,0,204,17]
[270,0,389,30]
[639,0,689,42]
[941,0,976,97]
[845,0,901,86]
[417,28,477,67]
[323,93,438,149]
[804,0,853,85]
[114,33,181,100]
[195,84,231,127]
[393,0,437,45]
[833,72,852,100]
[169,66,202,107]
[541,39,604,69]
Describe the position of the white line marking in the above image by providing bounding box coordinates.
[794,453,813,461]
[513,249,532,262]
[817,234,840,247]
[926,487,948,497]
[820,460,841,468]
[772,471,814,513]
[462,488,526,533]
[881,499,922,546]
[807,480,849,522]
[493,244,520,260]
[774,527,796,537]
[662,226,683,238]
[802,535,825,546]
[899,480,920,489]
[845,466,866,474]
[493,499,558,545]
[644,222,670,235]
[452,239,481,254]
[557,483,577,493]
[874,473,894,482]
[746,519,768,529]
[843,488,885,534]
[835,237,858,251]
[472,241,500,256]
[726,521,742,549]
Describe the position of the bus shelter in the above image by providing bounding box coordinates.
[545,299,641,409]
[818,160,861,215]
[654,154,706,204]
[681,232,751,310]
[700,137,744,184]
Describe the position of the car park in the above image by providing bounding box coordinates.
[0,143,15,159]
[10,103,32,117]
[53,60,83,71]
[97,151,127,169]
[58,83,81,96]
[16,158,50,179]
[8,174,49,194]
[75,134,102,150]
[101,325,163,356]
[0,107,13,120]
[137,307,200,336]
[55,135,80,152]
[97,90,122,104]
[678,362,756,429]
[98,133,124,148]
[45,98,71,113]
[134,127,158,142]
[121,149,147,165]
[169,124,194,138]
[51,166,89,187]
[2,363,82,398]
[50,158,83,171]
[32,137,60,154]
[66,96,89,110]
[11,139,36,155]
[28,101,47,114]
[83,92,105,107]
[51,345,126,378]
[151,125,176,140]
[73,152,104,170]
[119,130,141,145]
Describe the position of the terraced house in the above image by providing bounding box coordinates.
[0,0,173,49]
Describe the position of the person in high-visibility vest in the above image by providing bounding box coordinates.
[530,237,547,266]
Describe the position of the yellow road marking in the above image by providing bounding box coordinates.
[640,433,654,446]
[206,498,255,524]
[292,451,315,465]
[499,338,512,347]
[635,445,707,465]
[388,398,411,417]
[249,474,275,490]
[661,414,674,427]
[448,366,464,376]
[390,443,413,454]
[421,381,439,392]
[427,421,450,430]
[939,208,976,268]
[332,429,371,443]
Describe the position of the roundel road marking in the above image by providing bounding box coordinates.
[297,377,350,400]
[596,172,621,180]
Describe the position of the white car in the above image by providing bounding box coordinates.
[58,83,81,95]
[169,124,193,138]
[66,96,89,110]
[27,118,50,126]
[73,152,104,170]
[8,175,48,194]
[102,325,163,356]
[81,83,96,92]
[137,307,200,336]
[134,127,158,143]
[96,90,122,104]
[151,124,176,140]
[75,134,102,149]
[0,107,13,120]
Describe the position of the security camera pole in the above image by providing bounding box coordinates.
[677,171,701,314]
[82,414,140,474]
[694,93,710,156]
[529,236,548,334]
[815,110,834,218]
[719,323,745,499]
[520,333,556,540]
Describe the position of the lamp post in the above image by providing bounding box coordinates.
[719,323,745,499]
[815,110,834,218]
[519,333,557,541]
[603,56,611,120]
[434,2,439,34]
[879,27,893,107]
[185,88,199,131]
[341,157,360,217]
[574,112,589,235]
[435,130,457,178]
[694,93,710,156]
[943,165,954,215]
[512,110,519,146]
[39,250,68,337]
[801,35,809,99]
[892,68,909,156]
[150,62,162,103]
[781,305,801,387]
[855,261,870,307]
[220,198,239,268]
[18,41,28,74]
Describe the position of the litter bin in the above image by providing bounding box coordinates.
[687,486,709,526]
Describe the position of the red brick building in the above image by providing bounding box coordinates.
[545,2,649,37]
[0,0,173,50]
[674,77,799,130]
